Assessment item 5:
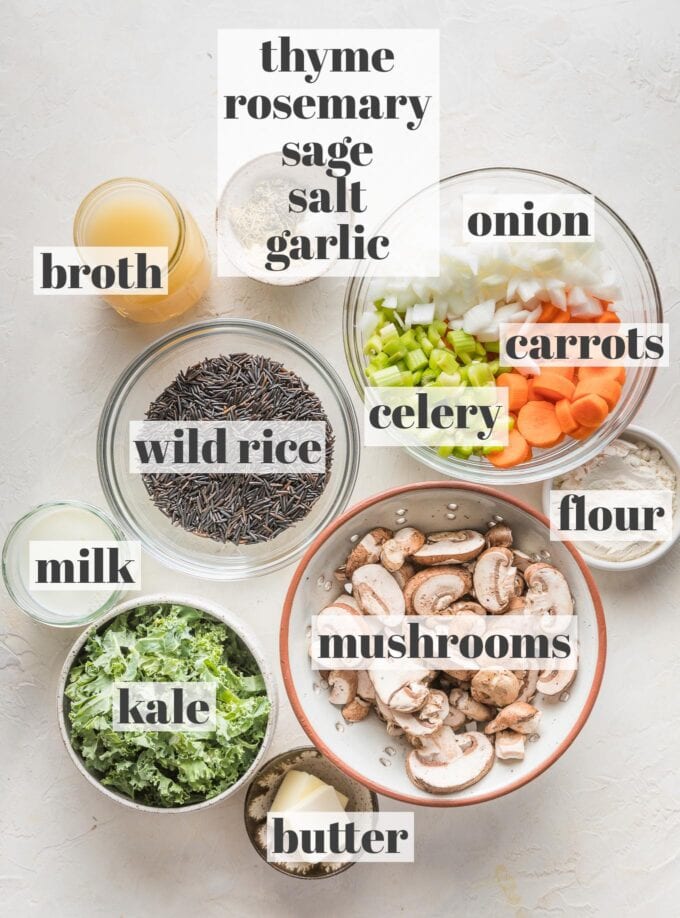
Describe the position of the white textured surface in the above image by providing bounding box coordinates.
[2,2,679,915]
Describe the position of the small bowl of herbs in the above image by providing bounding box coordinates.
[57,595,276,812]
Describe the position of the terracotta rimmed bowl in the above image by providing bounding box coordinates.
[280,482,606,807]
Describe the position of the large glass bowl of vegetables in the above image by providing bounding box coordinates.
[343,168,662,484]
[57,595,277,813]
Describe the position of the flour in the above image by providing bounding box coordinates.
[555,436,677,561]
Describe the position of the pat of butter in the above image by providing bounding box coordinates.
[286,783,348,814]
[270,769,348,813]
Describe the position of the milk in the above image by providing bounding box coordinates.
[21,505,118,620]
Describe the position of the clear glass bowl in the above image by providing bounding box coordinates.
[98,319,360,580]
[2,500,127,627]
[343,167,662,484]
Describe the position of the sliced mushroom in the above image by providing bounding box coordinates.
[485,701,542,735]
[328,670,357,705]
[380,528,426,571]
[356,669,376,702]
[486,523,513,548]
[404,566,472,615]
[412,530,486,566]
[392,561,416,591]
[473,547,517,613]
[471,669,521,707]
[450,599,486,616]
[345,528,393,577]
[512,549,533,572]
[390,681,431,713]
[506,595,527,613]
[515,669,539,703]
[536,668,577,697]
[406,729,495,793]
[352,564,405,615]
[524,563,574,618]
[449,687,493,722]
[411,724,462,764]
[392,689,449,737]
[342,697,371,723]
[494,730,526,760]
[369,667,431,712]
[443,708,467,730]
[443,667,475,682]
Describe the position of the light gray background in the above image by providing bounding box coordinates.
[2,2,679,916]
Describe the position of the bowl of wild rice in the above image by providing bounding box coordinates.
[98,319,360,579]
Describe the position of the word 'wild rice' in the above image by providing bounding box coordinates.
[142,353,334,544]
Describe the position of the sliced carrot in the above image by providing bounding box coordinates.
[551,308,571,323]
[532,372,576,402]
[597,310,621,324]
[496,372,529,412]
[548,366,576,381]
[486,429,532,468]
[570,425,595,441]
[573,377,622,410]
[517,401,564,448]
[571,394,609,428]
[538,304,559,323]
[577,366,626,385]
[555,398,579,434]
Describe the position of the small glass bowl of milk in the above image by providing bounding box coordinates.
[2,501,128,626]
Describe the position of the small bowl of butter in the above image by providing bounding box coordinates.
[542,425,680,571]
[243,745,379,879]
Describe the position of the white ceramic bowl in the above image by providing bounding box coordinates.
[58,593,277,813]
[216,151,342,285]
[281,482,606,807]
[541,425,680,571]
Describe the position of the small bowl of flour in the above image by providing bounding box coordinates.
[543,425,680,570]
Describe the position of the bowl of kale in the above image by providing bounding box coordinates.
[58,596,276,812]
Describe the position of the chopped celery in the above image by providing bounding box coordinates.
[371,365,402,386]
[488,359,500,376]
[440,354,459,375]
[412,370,423,385]
[405,348,428,372]
[427,324,445,346]
[435,371,462,386]
[420,369,437,385]
[446,329,476,354]
[387,350,407,366]
[467,363,493,387]
[398,371,414,386]
[399,329,418,350]
[484,340,500,353]
[429,348,448,371]
[420,337,434,356]
[380,322,399,341]
[453,446,474,459]
[364,334,383,356]
[437,445,454,458]
[383,338,404,357]
[482,445,504,455]
[394,360,408,372]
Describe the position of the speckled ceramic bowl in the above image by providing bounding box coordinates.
[244,745,379,878]
[58,593,277,813]
[541,424,680,571]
